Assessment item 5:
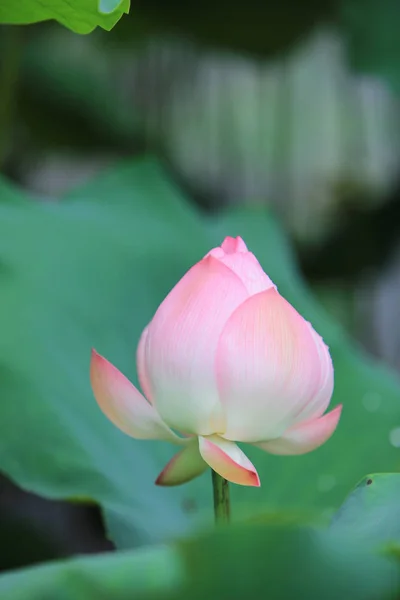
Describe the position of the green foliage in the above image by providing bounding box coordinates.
[0,159,206,549]
[340,0,400,94]
[0,158,400,552]
[331,474,400,545]
[0,521,398,599]
[0,0,398,594]
[0,541,183,599]
[0,0,130,33]
[180,522,400,600]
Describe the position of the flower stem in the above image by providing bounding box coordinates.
[211,469,230,523]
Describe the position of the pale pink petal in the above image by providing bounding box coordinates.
[255,405,342,455]
[90,350,181,443]
[207,237,274,296]
[155,440,207,486]
[221,236,248,254]
[216,288,323,443]
[146,256,248,436]
[198,435,260,487]
[292,328,334,424]
[136,325,152,402]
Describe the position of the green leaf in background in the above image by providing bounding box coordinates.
[1,158,400,550]
[0,0,130,33]
[331,473,400,545]
[181,523,400,600]
[340,0,400,95]
[98,0,126,14]
[0,159,210,549]
[0,522,398,600]
[0,541,183,599]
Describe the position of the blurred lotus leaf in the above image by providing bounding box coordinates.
[331,473,400,545]
[0,521,398,600]
[0,158,400,550]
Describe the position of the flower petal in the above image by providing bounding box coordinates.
[207,236,275,296]
[221,236,248,254]
[255,405,342,455]
[292,329,334,424]
[198,435,260,487]
[136,325,152,402]
[146,255,248,436]
[155,440,207,486]
[90,350,181,443]
[216,288,322,442]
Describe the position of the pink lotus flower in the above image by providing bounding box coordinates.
[90,236,341,487]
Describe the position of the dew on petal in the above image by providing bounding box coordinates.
[362,392,382,413]
[317,474,336,493]
[389,427,400,448]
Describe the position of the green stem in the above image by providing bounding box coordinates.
[211,469,230,523]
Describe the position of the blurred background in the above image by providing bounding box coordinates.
[0,0,400,579]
